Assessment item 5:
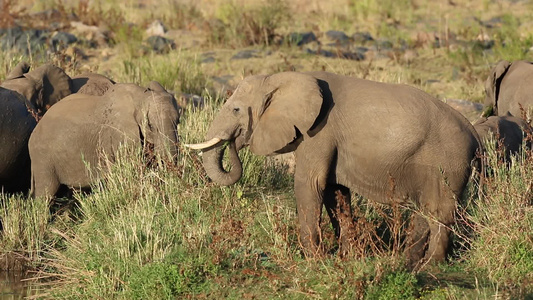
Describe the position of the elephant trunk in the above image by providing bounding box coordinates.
[154,121,179,161]
[202,141,242,186]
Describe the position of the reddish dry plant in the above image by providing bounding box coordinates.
[330,176,412,260]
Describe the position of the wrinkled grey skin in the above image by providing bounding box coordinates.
[0,62,72,193]
[71,73,115,96]
[474,115,531,158]
[194,71,480,268]
[29,81,180,199]
[485,60,533,118]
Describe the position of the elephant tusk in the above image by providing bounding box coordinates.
[184,137,223,150]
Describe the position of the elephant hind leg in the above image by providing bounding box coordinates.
[323,184,354,256]
[424,221,451,264]
[31,167,60,200]
[404,213,430,270]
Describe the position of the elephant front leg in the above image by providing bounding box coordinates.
[294,175,325,257]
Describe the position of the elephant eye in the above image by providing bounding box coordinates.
[233,107,240,114]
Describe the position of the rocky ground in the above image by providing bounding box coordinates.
[2,0,532,122]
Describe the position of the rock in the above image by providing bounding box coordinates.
[374,38,393,50]
[475,16,503,28]
[178,93,204,109]
[305,48,334,58]
[306,48,364,60]
[202,56,215,63]
[325,30,350,42]
[231,49,260,60]
[352,31,374,44]
[145,35,175,53]
[286,32,317,46]
[0,28,49,55]
[70,21,110,47]
[211,75,236,95]
[146,20,167,36]
[50,31,78,51]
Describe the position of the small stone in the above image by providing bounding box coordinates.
[51,32,78,51]
[231,49,260,60]
[146,20,167,36]
[325,30,350,42]
[145,35,175,53]
[287,32,317,46]
[352,31,374,44]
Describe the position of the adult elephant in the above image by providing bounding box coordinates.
[71,72,115,96]
[474,114,531,158]
[0,62,72,193]
[29,81,180,200]
[485,60,533,118]
[187,71,480,268]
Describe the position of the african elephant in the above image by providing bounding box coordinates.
[1,61,72,115]
[71,72,115,96]
[485,60,533,118]
[187,71,480,268]
[0,62,72,193]
[474,114,531,158]
[29,81,180,199]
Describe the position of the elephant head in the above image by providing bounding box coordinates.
[1,61,72,114]
[484,60,511,115]
[133,81,180,160]
[187,72,323,185]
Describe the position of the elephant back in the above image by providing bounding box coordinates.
[71,73,115,96]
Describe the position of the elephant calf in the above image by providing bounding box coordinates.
[187,71,481,269]
[29,81,180,199]
[474,115,532,158]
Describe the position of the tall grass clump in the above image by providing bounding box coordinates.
[207,0,289,47]
[464,137,533,297]
[119,52,207,95]
[0,193,50,269]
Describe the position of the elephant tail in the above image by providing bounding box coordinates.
[29,168,36,199]
[472,130,486,201]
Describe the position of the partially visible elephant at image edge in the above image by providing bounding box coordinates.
[474,114,532,159]
[29,81,180,200]
[485,60,533,118]
[0,62,72,193]
[187,71,481,269]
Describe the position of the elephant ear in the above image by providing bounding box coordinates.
[250,72,323,155]
[484,60,511,113]
[5,61,30,80]
[25,63,72,110]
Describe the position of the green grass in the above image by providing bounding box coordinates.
[2,96,530,299]
[1,0,533,298]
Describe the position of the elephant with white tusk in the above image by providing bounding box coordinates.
[187,71,481,269]
[29,81,181,200]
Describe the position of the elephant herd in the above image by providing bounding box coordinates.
[0,62,180,199]
[1,59,532,270]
